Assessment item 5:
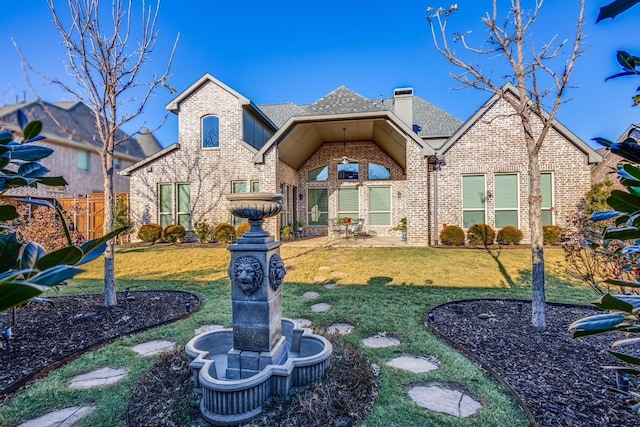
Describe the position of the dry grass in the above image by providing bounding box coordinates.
[77,243,569,290]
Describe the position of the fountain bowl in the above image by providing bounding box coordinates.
[226,192,283,221]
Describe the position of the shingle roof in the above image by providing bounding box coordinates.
[256,86,461,138]
[0,100,160,159]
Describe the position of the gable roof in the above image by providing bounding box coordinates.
[0,100,160,160]
[436,83,602,163]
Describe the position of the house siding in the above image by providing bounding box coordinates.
[436,97,592,243]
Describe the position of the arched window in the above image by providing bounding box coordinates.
[368,163,391,180]
[202,115,220,148]
[308,165,328,181]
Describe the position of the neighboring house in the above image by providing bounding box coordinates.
[0,100,162,199]
[591,123,640,191]
[122,73,602,245]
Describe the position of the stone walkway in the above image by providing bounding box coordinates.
[311,259,483,420]
[18,338,178,426]
[17,258,483,426]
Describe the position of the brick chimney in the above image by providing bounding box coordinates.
[393,87,414,127]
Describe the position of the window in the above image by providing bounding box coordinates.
[368,163,391,180]
[462,175,486,228]
[77,150,90,172]
[279,184,292,227]
[307,188,328,226]
[494,174,519,228]
[251,181,260,192]
[243,110,274,150]
[159,183,191,229]
[159,184,173,228]
[369,186,391,226]
[541,172,554,226]
[308,165,328,182]
[177,184,191,229]
[114,158,122,170]
[338,187,359,220]
[202,115,220,148]
[338,162,359,180]
[232,181,248,194]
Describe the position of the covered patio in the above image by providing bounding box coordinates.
[281,233,409,248]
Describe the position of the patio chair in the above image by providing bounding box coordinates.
[347,219,365,239]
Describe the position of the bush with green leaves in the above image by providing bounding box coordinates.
[0,112,122,312]
[467,224,495,246]
[236,222,251,238]
[162,224,186,244]
[138,223,162,244]
[543,225,563,245]
[193,219,213,244]
[439,225,465,246]
[497,226,523,245]
[213,222,235,243]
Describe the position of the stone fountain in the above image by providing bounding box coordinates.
[186,192,332,426]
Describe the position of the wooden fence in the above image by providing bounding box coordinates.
[57,193,128,241]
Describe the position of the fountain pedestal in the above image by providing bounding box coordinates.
[185,193,332,426]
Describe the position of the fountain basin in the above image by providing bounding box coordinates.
[186,318,332,426]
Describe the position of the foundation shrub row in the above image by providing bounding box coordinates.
[439,223,562,246]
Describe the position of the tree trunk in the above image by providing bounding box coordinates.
[528,139,547,331]
[103,145,117,308]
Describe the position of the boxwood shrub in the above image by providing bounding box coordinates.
[439,225,466,246]
[162,224,186,243]
[467,224,496,245]
[138,223,162,244]
[543,225,563,245]
[236,222,251,238]
[497,226,523,245]
[213,222,236,243]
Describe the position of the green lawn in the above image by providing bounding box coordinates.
[0,244,595,426]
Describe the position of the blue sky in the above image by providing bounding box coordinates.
[2,1,640,149]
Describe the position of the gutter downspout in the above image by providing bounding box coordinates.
[434,157,443,246]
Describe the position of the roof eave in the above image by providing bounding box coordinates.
[166,73,250,114]
[119,143,181,176]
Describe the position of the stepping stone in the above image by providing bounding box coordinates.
[408,386,482,418]
[313,275,327,282]
[69,367,129,390]
[318,266,332,271]
[18,406,95,427]
[386,356,438,374]
[310,303,333,313]
[362,334,401,348]
[324,283,339,290]
[293,318,313,328]
[132,340,175,357]
[194,324,225,335]
[330,271,346,277]
[327,323,355,335]
[303,291,321,300]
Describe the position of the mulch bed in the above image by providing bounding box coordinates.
[428,299,640,427]
[0,290,200,397]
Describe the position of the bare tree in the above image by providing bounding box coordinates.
[19,0,178,307]
[427,0,585,330]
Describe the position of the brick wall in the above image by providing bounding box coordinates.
[128,80,263,234]
[436,97,593,243]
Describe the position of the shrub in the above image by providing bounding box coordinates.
[439,225,465,246]
[194,219,213,244]
[213,222,236,243]
[162,224,186,244]
[14,204,85,253]
[467,224,496,245]
[497,226,523,245]
[543,225,563,245]
[138,223,162,244]
[236,222,251,237]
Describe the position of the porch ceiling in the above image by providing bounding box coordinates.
[277,117,409,170]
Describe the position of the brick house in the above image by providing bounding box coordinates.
[0,100,161,198]
[122,73,602,244]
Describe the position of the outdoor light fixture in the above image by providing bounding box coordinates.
[517,300,523,313]
[185,301,191,312]
[397,191,402,199]
[298,193,303,201]
[428,312,435,322]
